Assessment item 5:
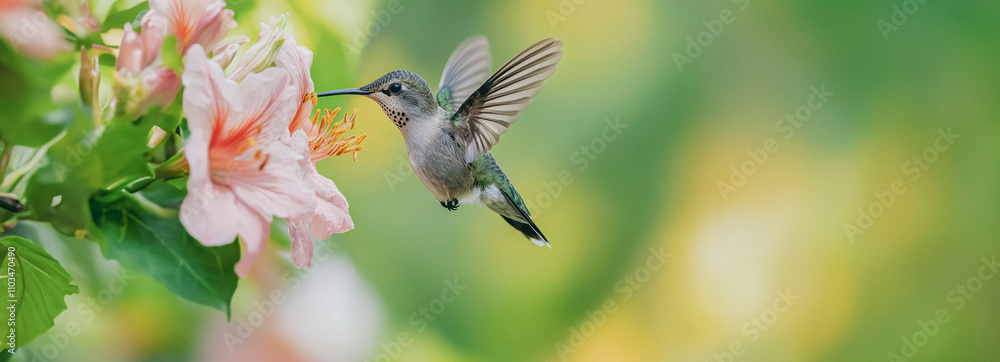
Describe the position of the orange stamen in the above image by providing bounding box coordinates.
[305,107,367,162]
[257,153,270,170]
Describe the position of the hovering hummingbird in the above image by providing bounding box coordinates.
[317,37,563,248]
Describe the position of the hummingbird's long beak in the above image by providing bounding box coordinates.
[316,88,371,97]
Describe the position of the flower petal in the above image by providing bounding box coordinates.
[233,201,271,277]
[288,219,313,269]
[211,35,249,70]
[275,35,314,98]
[0,7,72,59]
[233,65,299,144]
[284,131,354,239]
[306,169,354,238]
[140,67,180,111]
[181,44,239,139]
[139,14,168,68]
[180,134,240,246]
[227,15,288,82]
[188,1,236,52]
[149,0,235,54]
[117,23,143,74]
[275,35,315,132]
[228,139,315,220]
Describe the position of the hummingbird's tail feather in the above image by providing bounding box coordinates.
[500,215,550,248]
[497,189,550,248]
[474,153,549,247]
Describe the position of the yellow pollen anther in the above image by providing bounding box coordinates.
[303,92,318,106]
[306,107,367,162]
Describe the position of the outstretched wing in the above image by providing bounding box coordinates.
[451,38,563,163]
[437,36,491,117]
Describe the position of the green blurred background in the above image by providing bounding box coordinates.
[14,0,1000,360]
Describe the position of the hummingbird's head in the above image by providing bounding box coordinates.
[359,70,438,128]
[317,70,437,129]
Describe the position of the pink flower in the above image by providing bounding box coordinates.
[210,35,249,70]
[148,0,236,55]
[228,15,289,82]
[276,36,316,137]
[0,0,72,59]
[179,45,316,277]
[117,18,167,75]
[274,38,361,268]
[114,15,180,119]
[284,131,355,268]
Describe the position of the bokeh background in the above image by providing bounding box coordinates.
[8,0,1000,361]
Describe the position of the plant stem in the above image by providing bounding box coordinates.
[0,143,11,185]
[1,130,67,190]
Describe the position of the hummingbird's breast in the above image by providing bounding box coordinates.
[404,125,476,202]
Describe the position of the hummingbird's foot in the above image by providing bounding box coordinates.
[441,198,460,211]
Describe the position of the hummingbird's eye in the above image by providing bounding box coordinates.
[388,83,402,94]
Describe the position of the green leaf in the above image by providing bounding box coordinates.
[22,113,156,235]
[0,42,76,148]
[90,0,147,26]
[0,236,80,348]
[160,36,182,73]
[89,182,240,315]
[101,4,148,32]
[225,0,258,20]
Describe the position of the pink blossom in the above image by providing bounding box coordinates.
[117,19,167,75]
[179,45,316,277]
[211,35,249,70]
[276,36,316,135]
[274,37,359,268]
[148,0,236,55]
[0,0,72,59]
[228,15,289,82]
[115,15,180,119]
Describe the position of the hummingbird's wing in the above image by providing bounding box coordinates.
[451,38,563,163]
[437,36,491,117]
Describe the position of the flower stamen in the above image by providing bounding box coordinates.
[303,92,318,106]
[257,153,270,170]
[306,107,367,162]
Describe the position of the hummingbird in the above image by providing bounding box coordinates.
[317,37,562,248]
